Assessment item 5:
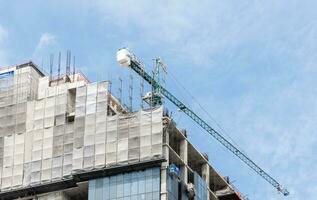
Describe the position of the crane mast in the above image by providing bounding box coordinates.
[116,48,289,196]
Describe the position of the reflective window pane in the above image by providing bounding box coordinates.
[89,167,160,200]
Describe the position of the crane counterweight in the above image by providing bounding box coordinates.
[117,48,132,67]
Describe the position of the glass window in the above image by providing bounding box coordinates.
[103,177,110,200]
[131,172,138,195]
[138,171,145,194]
[123,173,131,197]
[95,179,103,199]
[89,167,160,200]
[117,174,124,198]
[194,172,207,200]
[109,176,117,199]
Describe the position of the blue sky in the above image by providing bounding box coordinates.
[1,0,316,199]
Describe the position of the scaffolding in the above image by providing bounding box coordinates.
[0,64,163,192]
[0,61,243,200]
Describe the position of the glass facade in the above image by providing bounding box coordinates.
[167,172,189,200]
[167,171,208,200]
[167,173,179,200]
[194,172,207,200]
[88,167,160,200]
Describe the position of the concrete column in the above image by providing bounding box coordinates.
[180,139,188,183]
[202,163,210,199]
[161,130,170,200]
[160,162,168,200]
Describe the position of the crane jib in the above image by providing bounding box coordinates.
[129,59,289,196]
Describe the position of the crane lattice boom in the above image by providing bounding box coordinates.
[116,48,289,196]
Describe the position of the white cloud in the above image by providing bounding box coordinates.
[32,33,59,67]
[3,1,312,199]
[198,62,317,198]
[0,25,8,44]
[83,1,317,198]
[0,25,9,66]
[86,0,218,64]
[36,33,56,50]
[86,0,317,69]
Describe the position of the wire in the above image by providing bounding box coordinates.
[166,69,250,156]
[146,57,248,156]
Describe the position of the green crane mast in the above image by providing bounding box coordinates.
[116,48,289,196]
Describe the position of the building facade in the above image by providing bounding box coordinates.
[0,62,243,200]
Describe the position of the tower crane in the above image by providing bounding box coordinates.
[116,48,289,196]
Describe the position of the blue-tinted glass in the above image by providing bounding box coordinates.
[88,167,160,200]
[138,173,145,194]
[103,177,110,200]
[145,168,152,177]
[139,193,146,200]
[124,173,131,181]
[145,175,153,193]
[194,172,207,200]
[95,178,103,199]
[153,191,160,200]
[138,170,145,179]
[123,173,131,196]
[167,176,172,192]
[89,180,96,200]
[123,196,130,200]
[152,168,160,176]
[117,174,124,197]
[153,175,160,192]
[131,194,138,200]
[167,173,180,200]
[131,171,138,195]
[110,176,117,199]
[145,192,152,200]
[131,178,138,195]
[131,171,138,180]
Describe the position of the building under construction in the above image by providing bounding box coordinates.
[0,61,244,200]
